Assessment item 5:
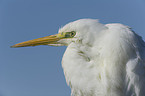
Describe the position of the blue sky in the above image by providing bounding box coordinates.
[0,0,145,96]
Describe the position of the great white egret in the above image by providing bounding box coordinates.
[11,19,145,96]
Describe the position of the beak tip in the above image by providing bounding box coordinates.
[10,45,20,48]
[10,45,16,48]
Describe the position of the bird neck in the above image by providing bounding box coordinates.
[62,40,130,96]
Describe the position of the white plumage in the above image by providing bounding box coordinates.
[12,19,145,96]
[59,19,145,96]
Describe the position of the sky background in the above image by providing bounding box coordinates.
[0,0,145,96]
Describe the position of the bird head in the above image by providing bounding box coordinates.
[11,19,106,48]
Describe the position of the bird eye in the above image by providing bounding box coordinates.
[70,31,76,37]
[65,31,76,38]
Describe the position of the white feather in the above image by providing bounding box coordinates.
[59,19,145,96]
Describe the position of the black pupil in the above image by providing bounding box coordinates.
[71,32,74,36]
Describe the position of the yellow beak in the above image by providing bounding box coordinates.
[11,33,64,48]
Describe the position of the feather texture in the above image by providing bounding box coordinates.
[59,19,145,96]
